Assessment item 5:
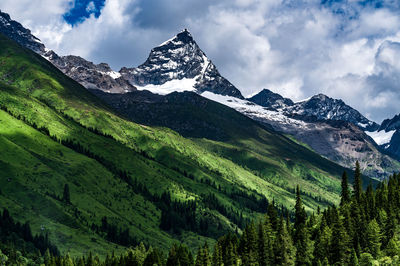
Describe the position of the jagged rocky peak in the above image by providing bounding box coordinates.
[380,114,400,132]
[0,10,45,54]
[50,55,136,93]
[120,29,244,98]
[0,10,135,94]
[374,113,400,160]
[286,93,379,131]
[247,89,294,109]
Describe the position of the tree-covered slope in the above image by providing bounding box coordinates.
[0,33,374,256]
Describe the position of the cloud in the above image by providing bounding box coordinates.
[1,0,400,122]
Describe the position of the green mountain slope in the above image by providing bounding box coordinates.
[0,33,374,256]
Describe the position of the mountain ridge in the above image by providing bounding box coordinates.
[0,9,398,179]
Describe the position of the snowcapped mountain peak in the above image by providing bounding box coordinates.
[120,30,244,98]
[157,29,194,48]
[311,93,330,101]
[247,89,379,131]
[174,28,194,43]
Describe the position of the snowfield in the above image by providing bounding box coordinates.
[365,130,396,146]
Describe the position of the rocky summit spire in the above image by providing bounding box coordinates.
[120,30,244,99]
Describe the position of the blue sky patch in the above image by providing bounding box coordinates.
[63,0,105,26]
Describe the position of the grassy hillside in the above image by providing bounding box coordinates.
[0,33,374,256]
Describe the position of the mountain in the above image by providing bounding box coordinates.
[43,51,136,93]
[204,92,400,179]
[0,10,136,93]
[367,114,400,160]
[248,90,379,131]
[248,89,294,110]
[283,94,379,131]
[120,29,244,98]
[0,10,45,54]
[0,30,376,257]
[0,11,242,99]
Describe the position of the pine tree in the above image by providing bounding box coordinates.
[350,249,359,266]
[366,219,381,258]
[225,242,237,266]
[313,222,332,263]
[240,223,258,265]
[340,171,350,206]
[293,186,312,265]
[385,237,400,257]
[195,247,204,266]
[274,218,295,266]
[353,161,362,202]
[212,243,223,266]
[257,221,273,266]
[143,248,162,266]
[294,186,307,234]
[330,209,350,264]
[63,184,71,204]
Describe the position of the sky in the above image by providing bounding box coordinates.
[0,0,400,123]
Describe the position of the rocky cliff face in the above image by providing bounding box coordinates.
[0,10,136,93]
[0,10,45,54]
[248,89,294,110]
[43,52,136,93]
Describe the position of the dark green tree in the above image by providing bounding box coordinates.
[366,219,381,258]
[274,217,295,265]
[330,209,350,264]
[63,184,71,204]
[353,161,362,202]
[340,171,350,206]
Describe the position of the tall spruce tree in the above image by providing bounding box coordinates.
[329,208,350,264]
[63,184,71,204]
[366,219,381,258]
[340,171,350,206]
[274,217,295,265]
[257,220,273,266]
[353,161,362,202]
[293,186,312,264]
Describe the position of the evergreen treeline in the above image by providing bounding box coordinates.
[0,208,59,265]
[3,162,400,265]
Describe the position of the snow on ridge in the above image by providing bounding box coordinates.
[136,78,197,95]
[201,91,308,127]
[365,130,396,145]
[106,71,121,79]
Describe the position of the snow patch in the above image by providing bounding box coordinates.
[136,78,197,95]
[365,130,396,145]
[201,91,308,128]
[106,71,121,79]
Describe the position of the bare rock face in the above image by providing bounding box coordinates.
[249,113,399,180]
[248,89,294,110]
[43,52,136,93]
[120,29,244,98]
[0,10,136,93]
[0,10,45,54]
[375,114,400,160]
